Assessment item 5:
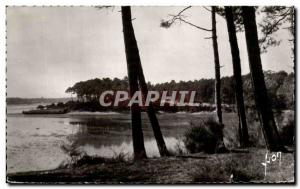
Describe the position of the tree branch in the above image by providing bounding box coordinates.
[259,7,292,48]
[176,17,212,31]
[203,6,212,12]
[161,6,212,32]
[177,6,192,16]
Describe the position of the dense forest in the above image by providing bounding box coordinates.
[65,70,294,112]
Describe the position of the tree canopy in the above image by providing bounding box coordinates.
[66,71,294,111]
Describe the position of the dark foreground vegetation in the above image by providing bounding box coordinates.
[7,148,294,184]
[184,112,295,151]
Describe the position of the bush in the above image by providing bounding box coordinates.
[36,105,44,109]
[56,102,65,108]
[183,117,224,154]
[280,118,295,146]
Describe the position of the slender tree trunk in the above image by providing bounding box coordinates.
[136,65,170,157]
[211,6,228,153]
[241,6,286,151]
[224,6,249,147]
[211,6,222,124]
[121,6,147,159]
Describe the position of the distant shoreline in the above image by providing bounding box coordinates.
[6,97,74,105]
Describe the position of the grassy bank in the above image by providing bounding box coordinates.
[7,148,294,184]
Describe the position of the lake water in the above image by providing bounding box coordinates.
[6,104,215,174]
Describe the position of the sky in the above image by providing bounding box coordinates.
[6,6,294,98]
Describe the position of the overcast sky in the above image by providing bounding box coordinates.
[7,6,294,98]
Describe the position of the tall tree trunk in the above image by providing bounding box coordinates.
[211,6,223,124]
[241,6,286,151]
[224,6,249,147]
[121,6,147,159]
[136,65,170,157]
[211,6,227,153]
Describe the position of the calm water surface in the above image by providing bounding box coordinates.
[7,104,213,173]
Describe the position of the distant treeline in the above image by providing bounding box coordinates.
[65,70,294,111]
[6,97,73,105]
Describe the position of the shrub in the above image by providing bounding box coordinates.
[279,118,295,146]
[56,102,65,108]
[183,117,224,154]
[59,150,129,169]
[36,105,44,109]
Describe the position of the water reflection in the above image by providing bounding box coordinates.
[80,137,182,158]
[67,117,185,158]
[7,109,203,173]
